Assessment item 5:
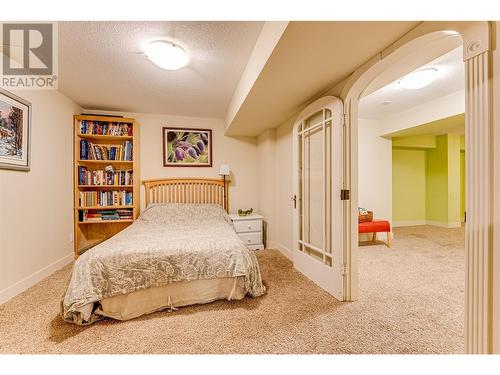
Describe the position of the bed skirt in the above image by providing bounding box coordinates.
[89,276,247,321]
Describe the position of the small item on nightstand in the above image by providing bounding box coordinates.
[238,208,253,216]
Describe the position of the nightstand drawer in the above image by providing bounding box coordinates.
[238,232,262,246]
[233,219,262,233]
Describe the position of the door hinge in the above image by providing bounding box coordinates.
[340,189,350,200]
[341,264,348,276]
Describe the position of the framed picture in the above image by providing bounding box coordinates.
[0,89,32,171]
[163,127,212,167]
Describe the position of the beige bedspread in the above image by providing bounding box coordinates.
[61,204,266,325]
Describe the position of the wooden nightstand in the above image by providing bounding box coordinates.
[229,213,264,251]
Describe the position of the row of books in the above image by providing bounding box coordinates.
[79,190,133,207]
[80,140,133,161]
[78,166,133,186]
[79,209,134,222]
[80,120,133,136]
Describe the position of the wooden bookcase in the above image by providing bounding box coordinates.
[73,114,140,257]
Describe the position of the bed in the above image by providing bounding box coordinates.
[61,177,266,325]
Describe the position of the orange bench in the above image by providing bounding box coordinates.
[358,219,392,248]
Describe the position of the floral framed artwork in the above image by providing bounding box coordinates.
[163,127,212,167]
[0,89,32,171]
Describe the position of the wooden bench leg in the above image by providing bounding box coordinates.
[372,232,377,243]
[386,232,392,248]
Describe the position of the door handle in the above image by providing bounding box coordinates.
[291,195,297,209]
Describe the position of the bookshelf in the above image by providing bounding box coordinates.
[73,114,140,257]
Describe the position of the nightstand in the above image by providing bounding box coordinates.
[229,213,264,251]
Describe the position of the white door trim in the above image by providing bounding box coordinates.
[339,21,493,354]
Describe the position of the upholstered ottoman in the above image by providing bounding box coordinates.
[358,219,392,247]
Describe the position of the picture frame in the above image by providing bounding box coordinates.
[163,127,212,167]
[0,89,32,171]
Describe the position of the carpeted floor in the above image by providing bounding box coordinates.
[0,225,464,354]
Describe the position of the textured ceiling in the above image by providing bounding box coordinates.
[58,21,263,117]
[360,45,464,119]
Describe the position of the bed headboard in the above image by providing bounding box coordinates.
[142,177,229,212]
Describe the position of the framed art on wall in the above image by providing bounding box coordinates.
[163,127,212,167]
[0,89,32,171]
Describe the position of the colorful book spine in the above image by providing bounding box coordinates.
[79,190,133,206]
[79,208,133,222]
[80,121,133,136]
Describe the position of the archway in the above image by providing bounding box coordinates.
[339,22,492,354]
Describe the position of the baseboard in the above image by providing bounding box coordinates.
[393,220,427,227]
[393,220,462,228]
[267,241,293,261]
[426,221,462,228]
[0,253,73,305]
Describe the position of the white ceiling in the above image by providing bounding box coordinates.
[359,44,464,120]
[58,21,263,117]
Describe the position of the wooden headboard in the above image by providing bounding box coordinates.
[142,177,229,212]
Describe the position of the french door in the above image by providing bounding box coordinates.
[293,96,344,300]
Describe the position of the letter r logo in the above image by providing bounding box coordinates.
[2,23,53,75]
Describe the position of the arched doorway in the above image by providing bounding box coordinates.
[340,22,492,354]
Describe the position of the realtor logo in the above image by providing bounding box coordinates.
[1,22,58,89]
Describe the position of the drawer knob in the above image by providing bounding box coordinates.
[247,239,251,243]
[247,225,251,229]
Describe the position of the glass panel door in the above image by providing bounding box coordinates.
[298,109,332,267]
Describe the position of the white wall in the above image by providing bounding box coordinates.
[272,119,294,257]
[84,110,260,214]
[0,89,81,303]
[255,117,294,259]
[357,118,392,228]
[257,129,276,245]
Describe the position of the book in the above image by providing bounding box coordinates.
[79,208,133,222]
[79,190,133,207]
[80,120,133,136]
[80,141,131,161]
[78,166,132,186]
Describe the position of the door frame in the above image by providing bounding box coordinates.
[338,21,493,353]
[292,96,345,300]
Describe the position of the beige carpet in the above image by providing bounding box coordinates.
[0,225,464,354]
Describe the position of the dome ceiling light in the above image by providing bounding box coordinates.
[144,40,189,70]
[397,67,439,90]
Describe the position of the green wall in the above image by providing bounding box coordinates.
[426,135,449,223]
[446,134,461,224]
[392,134,464,226]
[392,149,427,223]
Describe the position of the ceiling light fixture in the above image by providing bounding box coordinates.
[397,67,439,90]
[144,40,189,70]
